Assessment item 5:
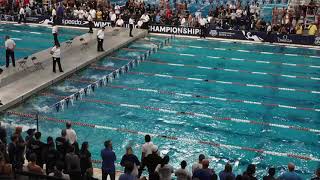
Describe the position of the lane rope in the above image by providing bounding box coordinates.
[89,65,320,95]
[38,92,320,134]
[67,78,320,113]
[7,111,320,162]
[109,56,320,82]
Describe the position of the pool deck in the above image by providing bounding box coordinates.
[0,27,148,112]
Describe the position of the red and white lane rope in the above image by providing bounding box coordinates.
[7,111,320,162]
[138,40,320,69]
[139,40,320,59]
[109,56,320,81]
[89,65,320,95]
[38,92,320,134]
[67,78,320,113]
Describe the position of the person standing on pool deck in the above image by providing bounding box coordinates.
[88,13,93,33]
[18,6,26,24]
[50,43,63,73]
[52,24,59,45]
[97,26,105,52]
[199,17,207,38]
[129,16,134,37]
[5,35,16,68]
[101,140,116,180]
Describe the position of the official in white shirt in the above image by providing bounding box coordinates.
[140,12,150,29]
[18,7,26,24]
[199,17,207,38]
[129,16,134,37]
[52,7,57,22]
[88,14,93,33]
[110,11,117,27]
[52,24,59,44]
[4,35,16,68]
[97,26,105,52]
[50,43,63,73]
[116,16,124,27]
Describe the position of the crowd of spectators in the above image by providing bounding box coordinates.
[0,0,319,36]
[0,122,320,180]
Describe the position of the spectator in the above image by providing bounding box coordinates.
[311,168,320,180]
[119,161,137,180]
[141,145,162,180]
[116,16,124,27]
[192,159,217,180]
[65,122,78,153]
[278,163,302,180]
[28,131,45,168]
[56,129,70,161]
[49,161,70,179]
[155,155,174,180]
[83,167,99,180]
[12,127,25,170]
[44,136,59,175]
[25,128,35,161]
[0,122,7,145]
[0,152,13,178]
[175,160,191,180]
[307,22,318,36]
[65,145,81,173]
[80,141,92,176]
[295,23,303,35]
[243,164,257,180]
[101,140,116,180]
[120,146,140,177]
[8,135,19,170]
[219,163,235,180]
[192,154,205,174]
[110,10,117,27]
[24,153,44,175]
[263,167,276,180]
[4,35,16,68]
[141,134,154,161]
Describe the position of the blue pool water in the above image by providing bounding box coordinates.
[0,23,84,66]
[1,34,320,179]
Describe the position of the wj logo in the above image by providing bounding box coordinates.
[209,30,218,37]
[314,37,320,46]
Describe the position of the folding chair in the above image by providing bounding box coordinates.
[31,57,44,71]
[80,38,89,51]
[18,56,28,71]
[66,38,73,48]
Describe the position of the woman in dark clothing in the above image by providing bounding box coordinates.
[120,146,140,177]
[44,137,60,175]
[79,141,92,176]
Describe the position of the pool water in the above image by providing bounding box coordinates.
[2,35,320,179]
[0,23,84,66]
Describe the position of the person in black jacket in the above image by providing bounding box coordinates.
[28,132,45,168]
[8,135,19,170]
[0,122,7,145]
[55,129,70,161]
[263,167,276,180]
[141,145,162,180]
[44,136,59,175]
[120,146,140,177]
[80,141,92,176]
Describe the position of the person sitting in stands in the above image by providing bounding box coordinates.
[219,163,235,180]
[175,160,191,180]
[278,163,302,180]
[307,22,318,36]
[193,159,217,180]
[155,155,174,180]
[49,161,70,180]
[24,153,44,175]
[263,167,276,180]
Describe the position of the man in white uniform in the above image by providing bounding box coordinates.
[88,13,93,33]
[97,26,105,52]
[52,24,59,44]
[18,6,26,24]
[5,35,16,68]
[116,16,124,27]
[140,12,150,29]
[129,16,134,37]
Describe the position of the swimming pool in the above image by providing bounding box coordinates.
[0,23,84,66]
[2,35,320,179]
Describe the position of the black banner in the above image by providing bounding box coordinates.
[149,24,320,46]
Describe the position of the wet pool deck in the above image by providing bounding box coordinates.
[0,27,148,112]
